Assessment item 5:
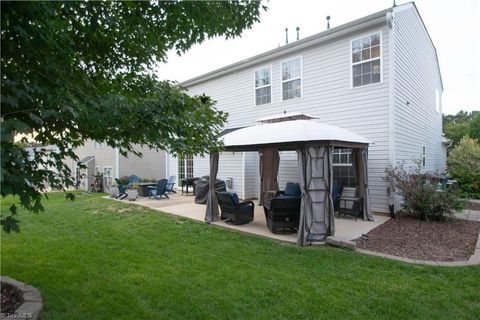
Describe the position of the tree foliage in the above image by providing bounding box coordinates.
[1,1,265,231]
[443,110,479,146]
[447,136,480,199]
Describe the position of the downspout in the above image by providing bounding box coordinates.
[387,10,396,166]
[114,147,120,179]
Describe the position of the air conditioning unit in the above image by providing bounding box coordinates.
[226,177,233,189]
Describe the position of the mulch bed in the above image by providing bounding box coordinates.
[354,216,480,262]
[1,284,21,315]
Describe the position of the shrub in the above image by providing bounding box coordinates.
[385,162,463,221]
[447,136,480,199]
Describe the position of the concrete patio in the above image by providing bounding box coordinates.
[109,192,389,244]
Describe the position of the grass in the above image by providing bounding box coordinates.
[1,192,479,320]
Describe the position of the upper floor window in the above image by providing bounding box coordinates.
[282,57,302,100]
[94,141,106,149]
[352,33,381,87]
[254,67,272,105]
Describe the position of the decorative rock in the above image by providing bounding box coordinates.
[325,236,341,247]
[340,240,356,250]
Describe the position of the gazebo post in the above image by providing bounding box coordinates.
[205,153,219,223]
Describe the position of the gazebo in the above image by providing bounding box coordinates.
[205,113,373,246]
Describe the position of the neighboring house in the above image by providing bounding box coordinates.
[67,140,167,190]
[166,2,444,213]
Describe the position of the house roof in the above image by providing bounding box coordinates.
[181,6,392,87]
[181,2,443,91]
[79,156,95,164]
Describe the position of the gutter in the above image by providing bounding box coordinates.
[181,7,391,88]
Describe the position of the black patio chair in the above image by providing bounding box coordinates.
[216,192,254,225]
[264,182,301,233]
[148,179,169,200]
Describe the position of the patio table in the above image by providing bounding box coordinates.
[137,182,157,197]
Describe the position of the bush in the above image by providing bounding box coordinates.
[385,162,463,221]
[447,136,480,199]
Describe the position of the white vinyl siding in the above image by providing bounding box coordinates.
[281,57,302,100]
[392,4,444,172]
[254,66,272,105]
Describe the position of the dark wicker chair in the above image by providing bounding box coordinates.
[263,182,301,233]
[216,192,254,225]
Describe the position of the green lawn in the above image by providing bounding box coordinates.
[1,192,479,320]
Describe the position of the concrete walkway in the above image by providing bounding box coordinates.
[108,193,389,244]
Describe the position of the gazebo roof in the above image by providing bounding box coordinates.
[222,119,371,152]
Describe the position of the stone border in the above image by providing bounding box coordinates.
[0,276,43,320]
[326,233,480,267]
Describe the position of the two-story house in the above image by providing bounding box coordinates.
[166,2,444,213]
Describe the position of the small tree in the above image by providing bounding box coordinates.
[385,162,462,221]
[447,136,480,198]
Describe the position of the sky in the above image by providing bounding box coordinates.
[155,0,480,115]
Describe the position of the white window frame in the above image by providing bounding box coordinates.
[281,56,303,101]
[103,166,113,187]
[178,155,193,180]
[333,148,355,187]
[253,65,273,106]
[94,141,106,149]
[350,31,383,88]
[422,146,426,167]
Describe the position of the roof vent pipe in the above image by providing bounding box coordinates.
[326,15,331,29]
[285,27,288,44]
[296,27,300,40]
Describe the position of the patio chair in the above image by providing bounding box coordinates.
[264,190,301,233]
[332,184,343,212]
[338,187,363,220]
[115,178,128,195]
[128,175,140,186]
[216,192,254,225]
[165,175,177,194]
[148,179,169,200]
[275,182,301,198]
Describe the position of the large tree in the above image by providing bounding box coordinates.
[1,1,265,231]
[443,110,479,146]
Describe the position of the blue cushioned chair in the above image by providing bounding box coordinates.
[216,192,254,225]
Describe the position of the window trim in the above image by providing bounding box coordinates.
[253,65,273,106]
[350,31,383,88]
[103,166,113,187]
[94,141,106,149]
[280,55,303,101]
[422,146,426,167]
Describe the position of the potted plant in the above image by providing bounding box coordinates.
[126,183,139,201]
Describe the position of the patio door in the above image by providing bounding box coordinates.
[178,155,193,180]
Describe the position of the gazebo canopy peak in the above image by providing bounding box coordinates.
[255,112,318,124]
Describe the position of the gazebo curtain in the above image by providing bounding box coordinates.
[259,148,280,205]
[205,153,219,223]
[352,148,373,221]
[296,146,335,245]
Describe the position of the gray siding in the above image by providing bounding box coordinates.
[186,24,392,212]
[244,152,259,199]
[119,146,166,180]
[392,5,444,172]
